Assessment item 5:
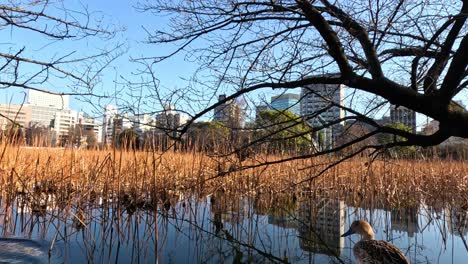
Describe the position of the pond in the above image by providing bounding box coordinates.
[0,190,466,263]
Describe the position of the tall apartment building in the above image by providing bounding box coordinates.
[390,105,416,133]
[0,104,31,130]
[271,93,300,115]
[300,83,345,148]
[213,94,244,127]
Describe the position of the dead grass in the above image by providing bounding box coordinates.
[0,145,466,211]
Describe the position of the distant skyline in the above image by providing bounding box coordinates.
[0,0,466,131]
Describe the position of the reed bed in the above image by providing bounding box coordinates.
[0,145,466,211]
[0,144,466,263]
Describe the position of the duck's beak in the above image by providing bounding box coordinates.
[341,228,354,237]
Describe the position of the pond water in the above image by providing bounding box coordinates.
[0,191,466,263]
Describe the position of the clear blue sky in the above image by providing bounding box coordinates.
[0,0,466,129]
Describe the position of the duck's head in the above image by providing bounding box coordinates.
[341,220,375,240]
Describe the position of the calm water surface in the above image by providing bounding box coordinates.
[0,191,466,263]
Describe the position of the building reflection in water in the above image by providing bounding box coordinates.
[298,198,345,256]
[391,206,420,237]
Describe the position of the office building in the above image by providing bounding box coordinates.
[300,84,345,125]
[77,113,102,143]
[51,109,78,142]
[390,105,416,133]
[133,114,155,133]
[271,93,300,115]
[102,105,118,144]
[27,89,69,110]
[0,104,31,130]
[300,83,345,148]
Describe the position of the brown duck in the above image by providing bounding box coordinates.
[341,220,410,264]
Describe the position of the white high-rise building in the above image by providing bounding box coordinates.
[27,89,69,110]
[102,105,118,144]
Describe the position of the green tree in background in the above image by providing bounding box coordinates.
[378,123,416,158]
[254,110,312,154]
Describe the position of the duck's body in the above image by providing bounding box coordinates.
[342,220,409,264]
[353,239,409,264]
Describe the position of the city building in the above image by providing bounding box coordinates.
[390,105,416,133]
[213,94,244,127]
[300,83,345,148]
[0,104,31,130]
[102,105,118,144]
[77,113,102,144]
[422,120,439,135]
[27,89,69,110]
[51,109,78,143]
[155,105,189,132]
[26,89,70,127]
[300,83,345,125]
[132,114,155,134]
[108,113,134,142]
[29,105,61,127]
[271,93,300,115]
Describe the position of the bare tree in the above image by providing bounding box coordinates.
[0,0,121,98]
[135,0,468,159]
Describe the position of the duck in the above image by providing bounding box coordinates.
[341,220,410,264]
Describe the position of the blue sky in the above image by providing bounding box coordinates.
[0,0,466,129]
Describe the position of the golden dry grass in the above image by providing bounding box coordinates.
[0,145,466,210]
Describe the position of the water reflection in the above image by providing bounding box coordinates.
[446,207,468,237]
[391,206,419,237]
[0,189,466,263]
[298,199,345,257]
